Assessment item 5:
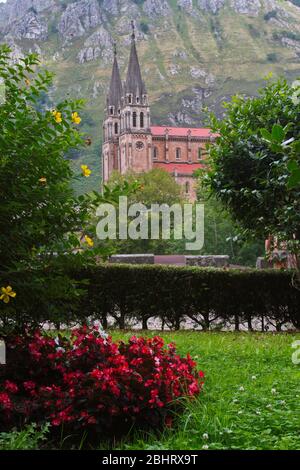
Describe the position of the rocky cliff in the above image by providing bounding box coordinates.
[0,0,299,191]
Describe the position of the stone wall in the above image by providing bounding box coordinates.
[185,255,230,268]
[109,254,155,264]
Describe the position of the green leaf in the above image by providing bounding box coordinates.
[287,169,300,189]
[260,128,272,141]
[271,124,285,143]
[287,160,299,173]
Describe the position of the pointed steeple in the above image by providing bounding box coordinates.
[107,42,123,113]
[125,21,146,98]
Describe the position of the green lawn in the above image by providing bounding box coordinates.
[105,331,300,451]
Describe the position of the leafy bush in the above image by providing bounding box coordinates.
[0,327,204,442]
[0,46,96,335]
[73,265,300,331]
[203,78,300,268]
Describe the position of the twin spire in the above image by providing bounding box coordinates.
[107,21,147,113]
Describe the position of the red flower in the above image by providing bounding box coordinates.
[23,381,36,392]
[4,380,18,394]
[0,392,12,410]
[0,327,204,437]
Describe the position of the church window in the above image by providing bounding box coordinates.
[128,95,132,104]
[133,112,137,128]
[114,122,118,134]
[110,107,114,115]
[136,96,139,103]
[140,112,144,128]
[153,147,158,160]
[176,148,181,160]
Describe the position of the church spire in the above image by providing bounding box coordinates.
[107,41,123,114]
[125,21,146,99]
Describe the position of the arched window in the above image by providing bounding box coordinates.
[152,146,158,160]
[133,112,137,128]
[185,181,190,194]
[114,122,118,135]
[198,147,202,160]
[128,95,132,104]
[176,148,181,160]
[140,112,144,128]
[110,106,114,115]
[136,96,139,103]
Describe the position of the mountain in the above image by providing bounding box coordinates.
[1,0,300,193]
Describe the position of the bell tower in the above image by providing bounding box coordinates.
[102,43,123,183]
[119,21,152,174]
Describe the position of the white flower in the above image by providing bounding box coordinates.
[239,386,245,392]
[256,410,261,415]
[224,428,233,434]
[238,410,243,415]
[202,433,209,440]
[278,400,286,406]
[202,445,209,450]
[271,388,277,395]
[251,375,257,380]
[232,398,238,403]
[292,80,300,89]
[266,404,272,409]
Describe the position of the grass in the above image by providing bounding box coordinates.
[102,331,300,450]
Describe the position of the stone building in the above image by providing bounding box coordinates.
[102,25,216,201]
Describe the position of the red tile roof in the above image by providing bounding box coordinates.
[153,162,204,175]
[151,126,215,138]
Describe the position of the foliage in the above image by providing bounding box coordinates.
[0,46,134,335]
[107,169,183,206]
[196,185,264,265]
[72,265,300,331]
[0,327,203,444]
[101,169,186,255]
[203,78,300,264]
[0,423,49,450]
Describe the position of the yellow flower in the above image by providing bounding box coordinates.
[25,78,30,86]
[0,286,16,304]
[39,177,47,184]
[81,164,92,177]
[72,112,81,125]
[84,235,94,247]
[52,109,62,124]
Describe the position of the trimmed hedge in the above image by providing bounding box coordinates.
[73,265,300,331]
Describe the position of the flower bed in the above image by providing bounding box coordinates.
[0,327,204,442]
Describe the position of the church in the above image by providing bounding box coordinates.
[102,25,216,201]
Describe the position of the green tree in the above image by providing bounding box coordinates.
[0,46,101,333]
[103,169,186,254]
[204,78,300,268]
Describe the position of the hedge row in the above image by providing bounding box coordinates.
[73,265,300,331]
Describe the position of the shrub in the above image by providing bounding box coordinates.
[73,265,300,331]
[0,327,204,442]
